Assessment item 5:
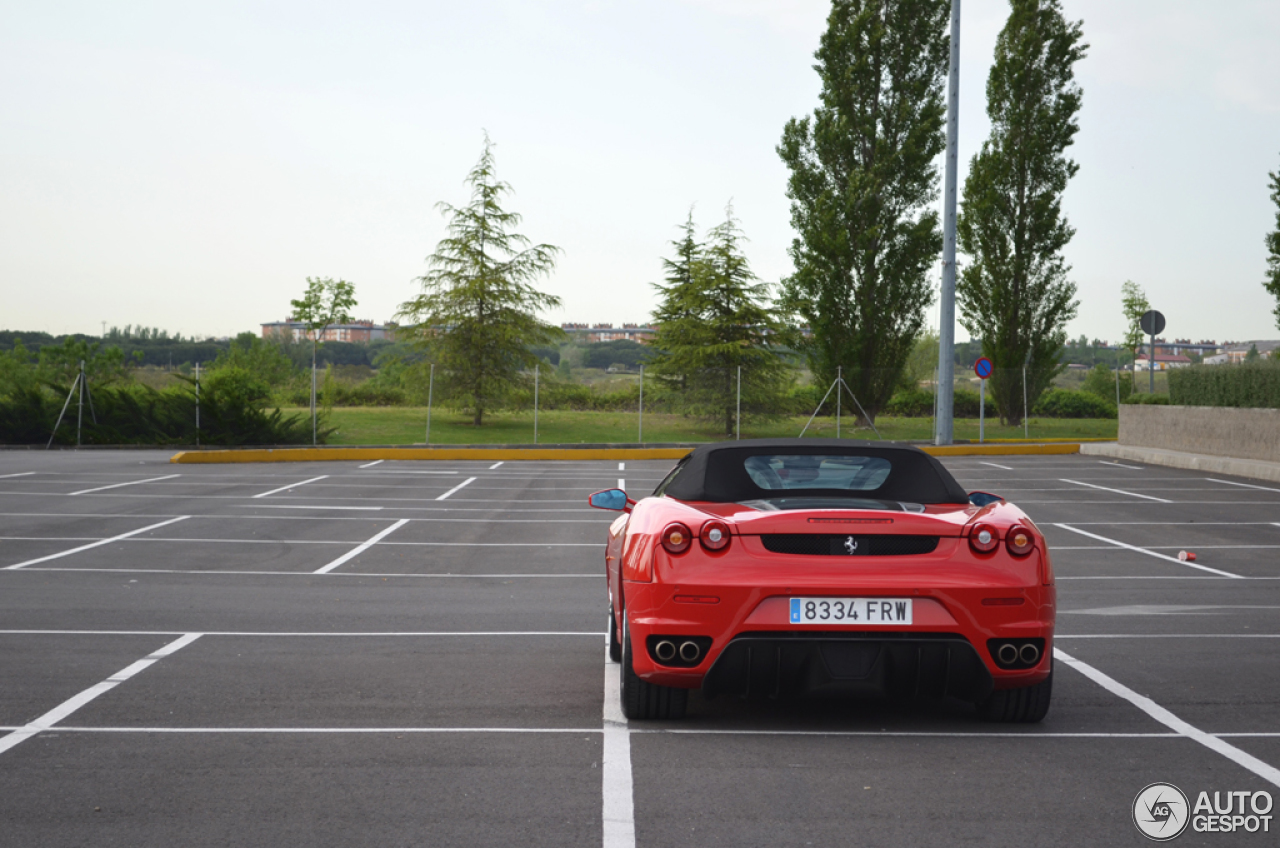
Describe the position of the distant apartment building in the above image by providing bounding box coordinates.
[1204,340,1280,364]
[561,323,657,343]
[261,319,391,343]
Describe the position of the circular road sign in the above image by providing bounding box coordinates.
[1139,310,1166,336]
[974,357,994,379]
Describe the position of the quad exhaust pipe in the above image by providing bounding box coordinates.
[991,639,1044,669]
[650,637,707,665]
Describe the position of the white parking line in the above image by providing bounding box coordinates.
[313,519,411,574]
[1060,479,1172,503]
[69,474,180,496]
[250,505,384,511]
[618,462,625,471]
[618,478,625,491]
[489,461,504,470]
[435,477,477,501]
[1055,648,1280,789]
[1207,478,1280,494]
[602,648,635,848]
[252,476,329,499]
[0,629,603,637]
[3,516,191,570]
[1056,634,1280,638]
[978,461,1012,471]
[1053,524,1243,578]
[0,472,35,479]
[358,460,384,468]
[1098,460,1143,470]
[0,633,202,757]
[15,568,597,577]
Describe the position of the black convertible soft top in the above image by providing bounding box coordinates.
[655,439,969,505]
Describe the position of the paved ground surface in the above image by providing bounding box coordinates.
[0,449,1277,846]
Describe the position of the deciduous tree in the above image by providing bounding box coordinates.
[290,276,356,443]
[956,0,1087,426]
[1120,280,1150,360]
[396,137,563,425]
[777,0,950,423]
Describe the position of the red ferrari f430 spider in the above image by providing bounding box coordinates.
[590,440,1054,722]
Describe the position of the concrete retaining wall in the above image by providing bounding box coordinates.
[1119,404,1280,463]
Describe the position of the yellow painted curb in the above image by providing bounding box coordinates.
[920,443,1080,457]
[170,447,695,464]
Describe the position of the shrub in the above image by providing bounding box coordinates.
[1168,362,1280,408]
[1123,393,1170,405]
[1032,388,1117,418]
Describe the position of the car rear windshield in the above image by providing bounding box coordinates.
[743,455,891,491]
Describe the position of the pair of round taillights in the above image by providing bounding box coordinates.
[969,523,1034,556]
[661,520,731,554]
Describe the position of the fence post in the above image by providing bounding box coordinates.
[1022,366,1028,440]
[836,366,841,438]
[638,364,643,445]
[77,359,85,447]
[425,363,434,445]
[736,365,741,441]
[533,365,539,445]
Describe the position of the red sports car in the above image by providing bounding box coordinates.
[590,439,1054,722]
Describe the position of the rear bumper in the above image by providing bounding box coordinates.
[702,632,993,704]
[623,579,1055,693]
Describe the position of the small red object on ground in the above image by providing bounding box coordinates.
[1177,551,1197,562]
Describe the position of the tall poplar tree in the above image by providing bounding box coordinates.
[1120,280,1150,359]
[778,0,950,423]
[648,207,789,436]
[397,137,563,425]
[956,0,1087,426]
[1265,161,1280,330]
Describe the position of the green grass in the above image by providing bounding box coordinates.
[292,407,1117,445]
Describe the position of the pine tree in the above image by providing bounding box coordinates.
[1265,162,1280,330]
[777,0,950,424]
[956,0,1087,426]
[648,207,789,436]
[396,137,563,425]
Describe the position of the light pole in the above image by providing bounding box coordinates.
[934,0,961,446]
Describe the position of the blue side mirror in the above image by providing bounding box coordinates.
[968,491,1004,507]
[588,488,629,511]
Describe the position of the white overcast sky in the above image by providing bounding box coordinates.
[2,0,1278,344]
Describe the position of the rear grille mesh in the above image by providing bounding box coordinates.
[760,534,940,557]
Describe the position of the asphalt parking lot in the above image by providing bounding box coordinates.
[1,449,1278,847]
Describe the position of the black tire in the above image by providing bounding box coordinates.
[619,619,687,720]
[607,604,622,664]
[979,666,1053,723]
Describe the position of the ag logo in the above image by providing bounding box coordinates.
[1133,783,1190,841]
[844,536,858,555]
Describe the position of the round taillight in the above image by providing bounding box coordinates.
[969,523,999,554]
[661,522,693,555]
[699,520,731,552]
[1006,525,1034,556]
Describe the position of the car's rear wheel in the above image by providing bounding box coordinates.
[607,603,622,663]
[620,618,687,720]
[979,666,1053,723]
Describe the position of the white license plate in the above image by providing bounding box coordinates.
[789,597,913,625]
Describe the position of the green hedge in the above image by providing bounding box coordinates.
[0,381,319,446]
[1168,363,1280,408]
[1032,389,1117,419]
